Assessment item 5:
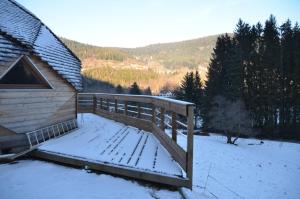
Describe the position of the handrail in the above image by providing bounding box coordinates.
[80,93,193,116]
[77,92,194,188]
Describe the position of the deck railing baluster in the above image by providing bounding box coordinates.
[115,99,118,113]
[93,95,97,113]
[160,107,165,131]
[124,101,128,115]
[172,112,177,143]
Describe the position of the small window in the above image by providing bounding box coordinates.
[0,56,52,89]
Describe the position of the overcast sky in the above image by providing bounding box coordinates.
[17,0,300,48]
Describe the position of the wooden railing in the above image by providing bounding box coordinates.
[77,93,194,188]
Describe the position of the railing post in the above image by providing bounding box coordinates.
[172,112,177,142]
[93,95,97,113]
[137,104,141,118]
[100,98,103,109]
[160,107,165,131]
[76,93,79,114]
[152,105,156,124]
[115,99,118,113]
[107,99,110,111]
[186,105,194,189]
[125,101,128,115]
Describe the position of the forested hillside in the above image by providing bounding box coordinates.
[60,38,129,61]
[123,35,219,70]
[61,35,222,92]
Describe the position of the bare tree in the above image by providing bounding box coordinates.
[208,95,255,144]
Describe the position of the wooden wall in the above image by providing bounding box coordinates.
[0,55,76,134]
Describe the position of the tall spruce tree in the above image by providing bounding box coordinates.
[261,15,281,132]
[175,71,204,128]
[129,82,141,95]
[116,84,124,94]
[280,20,294,129]
[175,72,195,102]
[193,71,203,111]
[222,36,243,101]
[293,23,300,131]
[252,22,265,128]
[144,86,152,95]
[203,35,227,128]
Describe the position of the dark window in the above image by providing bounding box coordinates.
[0,57,51,89]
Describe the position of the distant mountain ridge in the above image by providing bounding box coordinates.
[61,35,222,70]
[60,34,227,93]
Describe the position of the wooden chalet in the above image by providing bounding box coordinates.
[0,0,82,153]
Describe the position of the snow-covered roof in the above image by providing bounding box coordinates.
[0,0,82,90]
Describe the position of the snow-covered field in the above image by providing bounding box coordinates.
[183,134,300,199]
[1,122,300,199]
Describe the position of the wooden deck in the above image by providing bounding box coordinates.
[32,113,188,187]
[31,93,194,188]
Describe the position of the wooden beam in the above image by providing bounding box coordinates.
[172,112,177,143]
[114,99,118,113]
[31,150,190,188]
[95,109,153,133]
[137,104,141,118]
[186,105,194,189]
[0,134,28,150]
[151,105,156,124]
[93,95,97,113]
[160,107,165,131]
[106,99,110,111]
[75,92,78,118]
[124,101,128,115]
[0,125,16,136]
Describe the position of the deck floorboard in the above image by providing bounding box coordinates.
[36,113,184,178]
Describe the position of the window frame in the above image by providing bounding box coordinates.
[0,55,54,89]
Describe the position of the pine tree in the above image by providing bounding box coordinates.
[222,36,243,101]
[144,86,152,95]
[203,35,228,129]
[261,15,281,132]
[292,23,300,132]
[280,19,294,129]
[116,84,124,94]
[175,72,195,102]
[252,22,264,128]
[129,82,141,95]
[193,71,203,109]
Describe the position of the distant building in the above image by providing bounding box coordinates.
[158,91,174,98]
[0,0,82,137]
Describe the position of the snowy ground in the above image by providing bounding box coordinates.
[0,160,182,199]
[1,116,300,199]
[179,134,300,199]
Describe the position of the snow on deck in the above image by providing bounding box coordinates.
[38,113,183,177]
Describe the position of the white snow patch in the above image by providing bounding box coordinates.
[176,133,300,199]
[0,160,182,199]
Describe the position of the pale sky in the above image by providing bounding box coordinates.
[17,0,300,48]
